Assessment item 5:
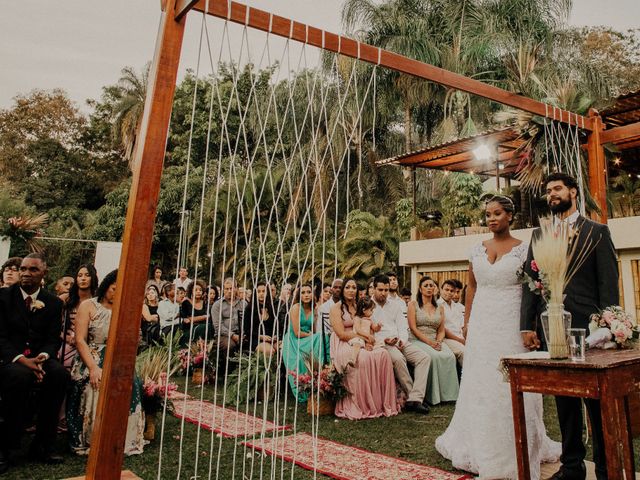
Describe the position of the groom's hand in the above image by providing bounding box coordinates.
[521,331,540,350]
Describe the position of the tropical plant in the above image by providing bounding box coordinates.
[609,173,640,217]
[225,351,280,407]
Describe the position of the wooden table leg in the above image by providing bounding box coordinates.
[619,395,635,479]
[509,372,530,480]
[600,389,624,477]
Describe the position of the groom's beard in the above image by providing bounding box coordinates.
[549,197,572,214]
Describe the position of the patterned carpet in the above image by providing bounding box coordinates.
[243,432,473,480]
[172,398,290,438]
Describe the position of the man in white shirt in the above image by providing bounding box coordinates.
[317,278,343,334]
[174,267,192,291]
[372,274,430,414]
[158,283,181,336]
[438,280,464,367]
[386,271,408,318]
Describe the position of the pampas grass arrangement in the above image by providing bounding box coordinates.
[532,216,599,358]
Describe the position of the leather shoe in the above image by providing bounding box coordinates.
[405,401,430,415]
[549,465,586,480]
[0,450,9,475]
[28,444,64,465]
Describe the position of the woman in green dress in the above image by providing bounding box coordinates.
[67,269,146,455]
[281,283,325,402]
[407,276,459,405]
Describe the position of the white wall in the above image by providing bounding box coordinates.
[94,241,122,282]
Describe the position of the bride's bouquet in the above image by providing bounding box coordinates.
[588,306,638,349]
[519,217,599,358]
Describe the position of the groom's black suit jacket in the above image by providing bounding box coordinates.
[0,284,63,365]
[520,215,619,332]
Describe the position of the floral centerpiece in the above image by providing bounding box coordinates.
[517,217,599,358]
[177,339,215,384]
[588,306,639,349]
[289,363,349,415]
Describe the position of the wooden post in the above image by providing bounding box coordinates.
[412,167,417,221]
[586,109,608,223]
[84,0,187,477]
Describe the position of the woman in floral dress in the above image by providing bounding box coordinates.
[66,269,146,455]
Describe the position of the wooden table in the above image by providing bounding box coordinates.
[503,349,640,480]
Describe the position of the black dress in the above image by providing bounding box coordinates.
[180,299,211,345]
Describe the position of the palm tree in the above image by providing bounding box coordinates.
[111,64,149,168]
[609,173,640,217]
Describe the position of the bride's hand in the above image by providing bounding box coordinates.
[521,331,540,350]
[462,325,468,338]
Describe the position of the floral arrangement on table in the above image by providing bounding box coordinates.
[516,217,599,358]
[588,306,639,349]
[177,339,215,383]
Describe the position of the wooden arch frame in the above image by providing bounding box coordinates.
[83,0,618,477]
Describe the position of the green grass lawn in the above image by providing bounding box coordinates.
[4,389,639,480]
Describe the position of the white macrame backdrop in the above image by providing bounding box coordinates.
[156,6,379,479]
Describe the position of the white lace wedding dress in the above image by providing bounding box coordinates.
[435,242,560,479]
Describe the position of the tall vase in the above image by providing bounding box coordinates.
[541,303,572,359]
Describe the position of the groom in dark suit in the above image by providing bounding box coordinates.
[520,173,619,480]
[0,253,70,473]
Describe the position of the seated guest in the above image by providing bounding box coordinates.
[282,283,325,402]
[371,274,430,414]
[330,278,399,419]
[438,279,465,367]
[400,287,412,306]
[243,281,278,356]
[452,280,464,304]
[408,276,459,405]
[180,279,211,344]
[176,286,186,304]
[275,283,292,340]
[319,283,331,305]
[145,264,167,297]
[207,285,220,305]
[54,276,74,297]
[0,254,70,473]
[60,264,99,371]
[210,278,244,371]
[158,283,181,336]
[174,266,192,291]
[67,269,145,455]
[0,257,22,288]
[356,283,367,300]
[141,285,161,345]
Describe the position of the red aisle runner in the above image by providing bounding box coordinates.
[172,398,290,438]
[243,432,472,480]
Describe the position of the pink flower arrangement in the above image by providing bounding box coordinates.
[590,306,637,347]
[289,365,348,401]
[142,372,178,413]
[530,260,539,272]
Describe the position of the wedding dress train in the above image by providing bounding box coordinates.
[436,242,560,479]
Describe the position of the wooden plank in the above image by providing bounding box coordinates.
[65,470,140,480]
[601,121,640,145]
[187,0,594,131]
[175,0,200,20]
[586,110,608,223]
[84,0,187,478]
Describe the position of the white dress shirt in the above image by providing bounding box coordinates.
[317,298,335,333]
[437,298,465,338]
[372,297,409,345]
[158,299,181,328]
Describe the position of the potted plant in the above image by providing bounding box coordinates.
[136,344,180,440]
[178,339,215,385]
[290,360,349,416]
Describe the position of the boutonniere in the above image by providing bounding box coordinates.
[32,300,45,311]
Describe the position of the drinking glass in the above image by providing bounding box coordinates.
[567,328,586,362]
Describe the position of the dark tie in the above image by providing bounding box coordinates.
[25,296,32,311]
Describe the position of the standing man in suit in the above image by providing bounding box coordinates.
[0,253,70,473]
[520,173,619,480]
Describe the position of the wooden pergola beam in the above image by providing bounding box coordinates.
[601,121,640,145]
[84,0,187,477]
[587,110,608,223]
[179,0,594,131]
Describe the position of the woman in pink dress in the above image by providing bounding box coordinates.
[330,278,399,420]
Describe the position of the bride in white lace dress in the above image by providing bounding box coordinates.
[436,196,560,479]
